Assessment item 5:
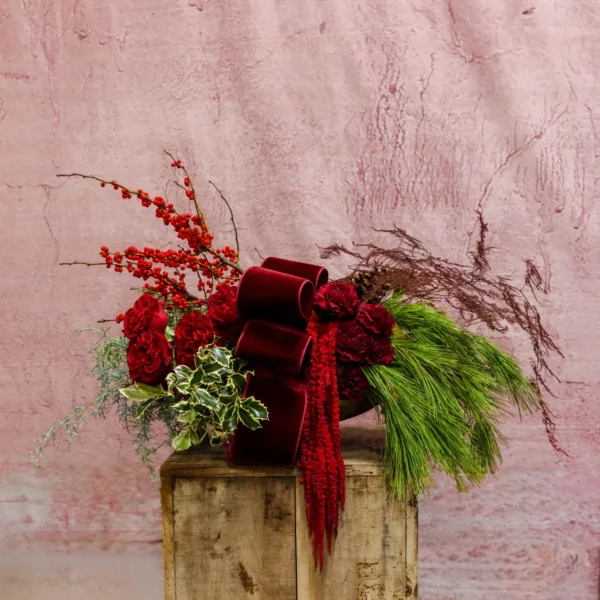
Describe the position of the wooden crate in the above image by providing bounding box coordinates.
[160,425,418,600]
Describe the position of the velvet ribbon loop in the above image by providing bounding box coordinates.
[235,320,311,377]
[228,257,328,466]
[237,266,314,327]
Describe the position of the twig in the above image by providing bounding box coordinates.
[163,150,205,222]
[57,169,243,276]
[209,180,240,256]
[60,261,105,266]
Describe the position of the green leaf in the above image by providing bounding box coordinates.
[164,324,175,341]
[178,410,199,424]
[172,428,193,451]
[189,428,202,445]
[241,397,269,421]
[234,357,250,371]
[136,383,166,397]
[171,399,191,411]
[135,397,157,419]
[210,346,230,368]
[167,365,194,393]
[238,408,261,430]
[189,368,204,388]
[202,372,223,385]
[203,362,227,375]
[230,373,248,392]
[219,391,237,405]
[221,404,238,432]
[172,364,193,381]
[210,430,225,445]
[119,384,161,402]
[190,388,220,411]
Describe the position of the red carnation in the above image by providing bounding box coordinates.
[336,321,372,363]
[336,321,394,365]
[367,336,394,365]
[123,294,168,339]
[174,312,215,368]
[314,282,360,320]
[337,365,370,402]
[357,303,395,337]
[207,285,245,343]
[127,330,173,385]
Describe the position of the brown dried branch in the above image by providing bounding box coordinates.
[470,210,490,275]
[322,217,566,454]
[209,180,240,256]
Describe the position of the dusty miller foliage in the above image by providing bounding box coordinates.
[32,330,183,472]
[323,212,566,454]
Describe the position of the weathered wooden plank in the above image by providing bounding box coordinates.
[161,425,417,600]
[297,474,407,600]
[405,496,419,599]
[160,425,387,479]
[171,476,297,600]
[160,477,176,600]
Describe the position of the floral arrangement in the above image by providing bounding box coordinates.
[34,154,564,568]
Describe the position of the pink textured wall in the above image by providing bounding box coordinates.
[1,1,598,598]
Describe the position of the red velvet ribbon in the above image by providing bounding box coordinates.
[228,257,328,465]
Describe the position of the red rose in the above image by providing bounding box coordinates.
[357,304,395,337]
[336,321,394,365]
[337,365,370,402]
[127,330,173,385]
[174,312,215,368]
[123,294,168,339]
[314,282,360,320]
[207,285,245,343]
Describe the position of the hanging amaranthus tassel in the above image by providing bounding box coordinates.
[298,317,346,570]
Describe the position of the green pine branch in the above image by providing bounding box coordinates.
[366,295,541,499]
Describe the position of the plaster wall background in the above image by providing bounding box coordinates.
[1,1,599,598]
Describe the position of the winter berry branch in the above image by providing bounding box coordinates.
[57,156,243,314]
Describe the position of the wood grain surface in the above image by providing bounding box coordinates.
[161,426,418,599]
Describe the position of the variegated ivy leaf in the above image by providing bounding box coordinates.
[177,410,199,424]
[190,388,220,411]
[189,368,204,388]
[201,371,224,385]
[238,397,268,430]
[202,362,227,375]
[210,430,224,445]
[172,426,203,451]
[173,364,193,379]
[167,342,268,452]
[241,396,269,421]
[219,390,237,405]
[210,346,230,368]
[119,382,166,402]
[230,373,248,392]
[221,404,239,433]
[167,365,194,394]
[172,429,192,451]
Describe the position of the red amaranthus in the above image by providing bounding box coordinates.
[298,317,345,570]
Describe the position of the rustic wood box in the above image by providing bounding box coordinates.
[160,425,418,600]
